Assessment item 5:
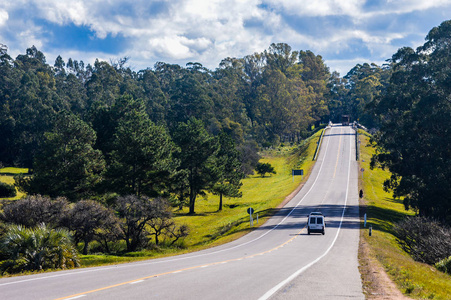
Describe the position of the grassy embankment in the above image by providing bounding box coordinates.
[358,130,451,299]
[0,129,323,268]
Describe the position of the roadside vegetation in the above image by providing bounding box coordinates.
[358,131,451,299]
[0,130,322,273]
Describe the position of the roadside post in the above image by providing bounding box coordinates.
[247,207,254,227]
[292,169,304,182]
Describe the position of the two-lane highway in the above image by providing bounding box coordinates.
[0,124,363,299]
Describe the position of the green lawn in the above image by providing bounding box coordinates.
[358,131,451,299]
[0,167,29,174]
[0,167,28,200]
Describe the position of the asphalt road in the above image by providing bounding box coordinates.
[0,124,363,300]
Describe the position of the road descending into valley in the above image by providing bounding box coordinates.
[0,124,363,299]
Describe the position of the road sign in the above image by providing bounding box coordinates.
[247,207,254,214]
[292,169,303,176]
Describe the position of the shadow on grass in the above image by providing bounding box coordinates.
[366,204,409,234]
[384,196,405,206]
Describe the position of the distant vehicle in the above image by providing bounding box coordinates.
[307,212,325,235]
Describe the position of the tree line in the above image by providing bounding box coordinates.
[0,43,333,169]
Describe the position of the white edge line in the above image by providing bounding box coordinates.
[66,295,86,300]
[129,280,144,284]
[258,127,353,300]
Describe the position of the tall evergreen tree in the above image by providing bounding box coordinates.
[172,118,220,214]
[16,112,105,201]
[211,132,244,211]
[105,96,178,197]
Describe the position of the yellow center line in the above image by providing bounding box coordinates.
[55,227,306,300]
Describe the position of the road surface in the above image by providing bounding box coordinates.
[0,124,363,299]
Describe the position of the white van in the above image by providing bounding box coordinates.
[307,212,325,235]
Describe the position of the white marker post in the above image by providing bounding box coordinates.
[247,207,254,227]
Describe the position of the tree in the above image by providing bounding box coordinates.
[255,162,276,177]
[146,197,173,245]
[166,72,215,130]
[0,182,16,198]
[67,200,120,255]
[105,97,178,197]
[115,195,170,252]
[0,224,79,274]
[211,133,244,211]
[238,140,261,175]
[172,118,220,214]
[370,20,451,224]
[16,112,105,201]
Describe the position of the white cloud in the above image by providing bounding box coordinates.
[1,0,451,73]
[265,0,363,17]
[0,9,8,26]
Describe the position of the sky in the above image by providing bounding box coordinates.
[1,0,451,76]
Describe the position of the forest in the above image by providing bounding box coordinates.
[0,19,450,273]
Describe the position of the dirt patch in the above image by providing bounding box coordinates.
[359,232,411,299]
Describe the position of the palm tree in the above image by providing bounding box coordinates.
[0,223,79,274]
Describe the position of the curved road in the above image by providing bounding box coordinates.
[0,124,363,300]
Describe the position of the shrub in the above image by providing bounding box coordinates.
[435,256,451,275]
[394,216,451,264]
[0,195,69,228]
[0,182,16,198]
[255,162,276,177]
[67,200,121,255]
[0,224,79,274]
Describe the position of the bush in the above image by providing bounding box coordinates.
[0,182,16,198]
[394,216,451,264]
[435,256,451,275]
[255,162,276,177]
[0,224,79,274]
[0,195,69,228]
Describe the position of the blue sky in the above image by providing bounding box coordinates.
[1,0,451,75]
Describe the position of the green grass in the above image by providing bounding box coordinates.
[0,167,29,174]
[0,167,28,200]
[359,130,451,299]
